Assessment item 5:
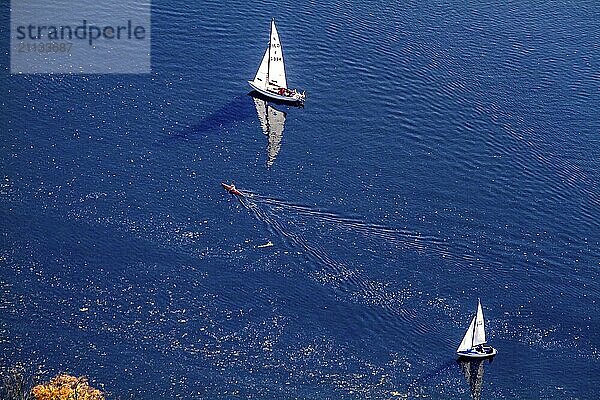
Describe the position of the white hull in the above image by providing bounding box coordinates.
[248,81,305,103]
[457,347,497,359]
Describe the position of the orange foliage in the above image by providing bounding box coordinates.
[31,374,104,400]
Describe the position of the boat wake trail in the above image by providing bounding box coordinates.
[235,192,449,323]
[248,194,449,256]
[240,195,358,287]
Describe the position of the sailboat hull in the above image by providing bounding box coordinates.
[248,81,305,103]
[457,347,497,359]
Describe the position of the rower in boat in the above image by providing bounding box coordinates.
[221,182,243,196]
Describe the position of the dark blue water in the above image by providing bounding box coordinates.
[2,0,599,398]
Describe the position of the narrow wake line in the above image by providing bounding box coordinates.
[251,194,448,251]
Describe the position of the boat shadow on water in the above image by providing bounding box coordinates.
[163,92,303,169]
[164,95,257,141]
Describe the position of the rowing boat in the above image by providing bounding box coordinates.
[221,182,243,196]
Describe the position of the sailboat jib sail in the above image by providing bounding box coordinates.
[248,18,305,103]
[252,48,270,90]
[456,299,497,358]
[457,315,476,353]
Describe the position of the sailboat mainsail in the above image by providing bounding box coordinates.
[253,97,286,167]
[267,20,287,88]
[472,301,486,345]
[457,300,487,352]
[252,19,287,90]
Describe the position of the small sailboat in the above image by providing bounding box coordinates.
[248,19,306,103]
[456,299,497,358]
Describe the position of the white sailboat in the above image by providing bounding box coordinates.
[456,299,497,358]
[253,97,286,167]
[248,19,306,103]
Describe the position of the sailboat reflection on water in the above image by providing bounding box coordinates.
[251,95,286,168]
[457,358,490,400]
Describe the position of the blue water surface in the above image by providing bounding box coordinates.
[1,0,599,399]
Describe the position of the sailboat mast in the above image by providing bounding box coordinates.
[471,311,477,348]
[265,104,271,135]
[266,19,273,85]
